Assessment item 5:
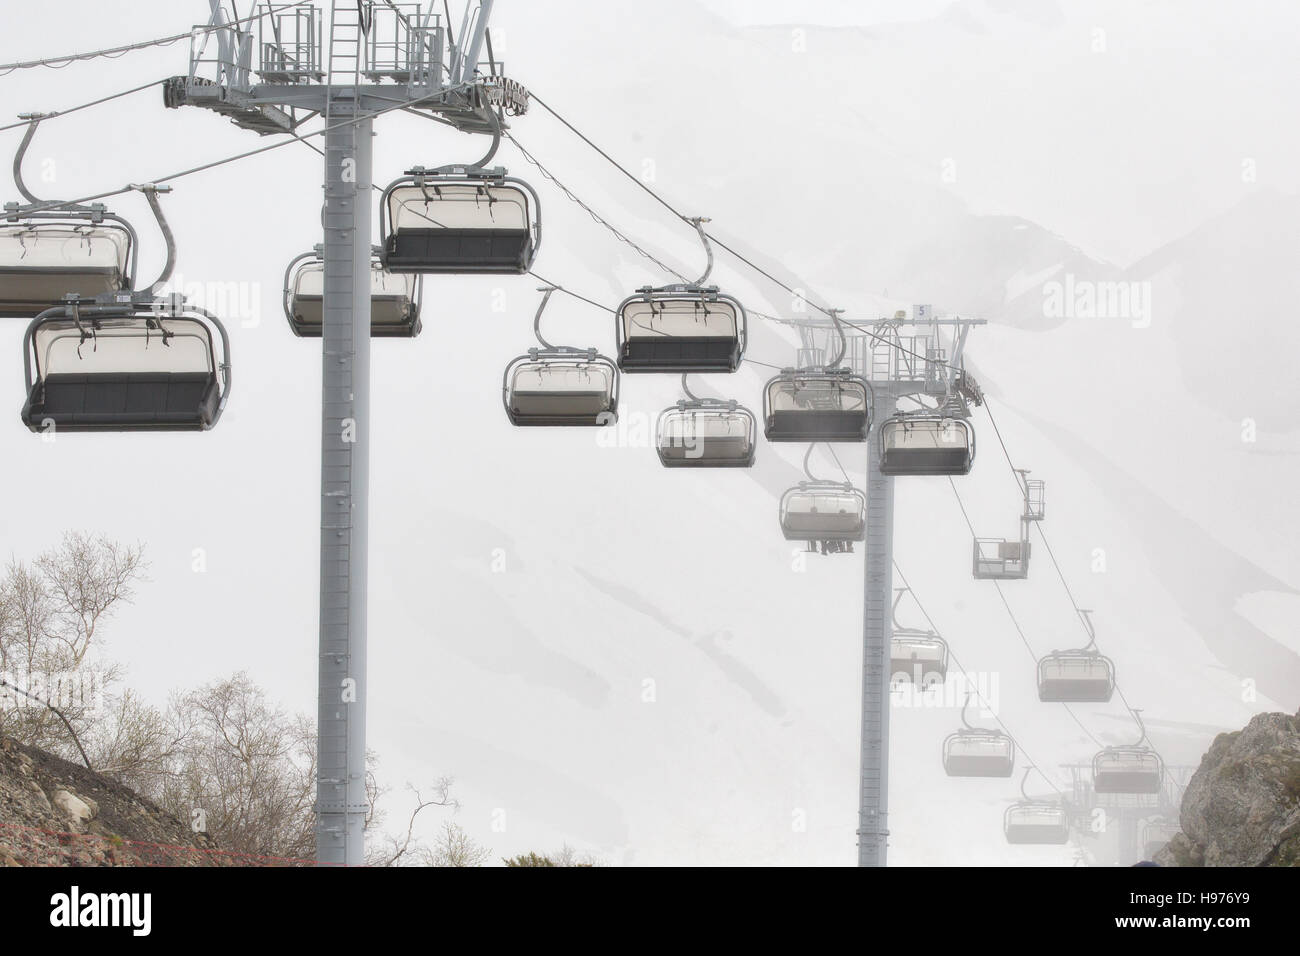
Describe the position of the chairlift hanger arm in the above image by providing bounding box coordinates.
[532,285,557,349]
[130,184,177,295]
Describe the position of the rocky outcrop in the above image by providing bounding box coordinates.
[0,736,223,867]
[1156,708,1300,866]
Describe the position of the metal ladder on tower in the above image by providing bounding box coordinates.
[325,0,368,125]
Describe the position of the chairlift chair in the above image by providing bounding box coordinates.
[764,367,872,443]
[1,116,140,317]
[972,470,1043,579]
[1093,748,1165,795]
[1037,652,1116,702]
[656,374,755,467]
[657,403,756,468]
[616,285,747,373]
[502,287,618,426]
[380,155,541,275]
[779,482,866,546]
[879,414,975,476]
[889,588,948,686]
[21,297,231,432]
[1004,770,1070,845]
[1093,712,1165,795]
[890,634,949,687]
[0,218,136,318]
[284,247,422,337]
[943,694,1016,777]
[1037,613,1115,702]
[615,219,747,374]
[1004,803,1071,845]
[972,536,1031,579]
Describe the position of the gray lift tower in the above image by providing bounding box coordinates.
[167,0,526,866]
[793,308,986,866]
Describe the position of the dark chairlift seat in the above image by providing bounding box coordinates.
[879,415,975,476]
[780,482,866,544]
[656,401,756,468]
[380,167,541,275]
[21,302,231,433]
[1037,650,1116,702]
[764,367,872,443]
[616,286,746,374]
[1093,747,1164,795]
[0,220,135,318]
[1004,803,1071,845]
[503,349,618,427]
[284,249,422,338]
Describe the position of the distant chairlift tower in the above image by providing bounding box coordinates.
[167,0,527,866]
[795,306,986,866]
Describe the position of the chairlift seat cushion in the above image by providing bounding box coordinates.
[385,228,533,275]
[0,267,125,317]
[619,336,740,373]
[766,410,869,443]
[944,755,1015,777]
[1038,676,1114,702]
[24,372,218,431]
[880,447,973,476]
[508,390,613,426]
[1093,771,1163,794]
[1005,823,1070,845]
[658,436,754,467]
[890,658,947,685]
[782,514,865,539]
[290,295,420,338]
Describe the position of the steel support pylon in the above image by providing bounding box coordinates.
[315,107,373,866]
[858,392,897,866]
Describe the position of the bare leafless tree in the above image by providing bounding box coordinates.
[0,533,145,764]
[420,820,493,867]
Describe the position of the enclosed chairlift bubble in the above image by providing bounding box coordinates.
[0,116,139,317]
[21,296,231,432]
[616,219,746,374]
[284,246,422,337]
[1092,712,1165,795]
[879,414,975,476]
[380,119,540,275]
[502,287,618,426]
[656,374,756,468]
[1037,610,1116,702]
[1004,769,1071,845]
[889,587,948,687]
[943,693,1016,777]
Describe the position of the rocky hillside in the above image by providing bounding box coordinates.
[0,736,224,867]
[1156,708,1300,866]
